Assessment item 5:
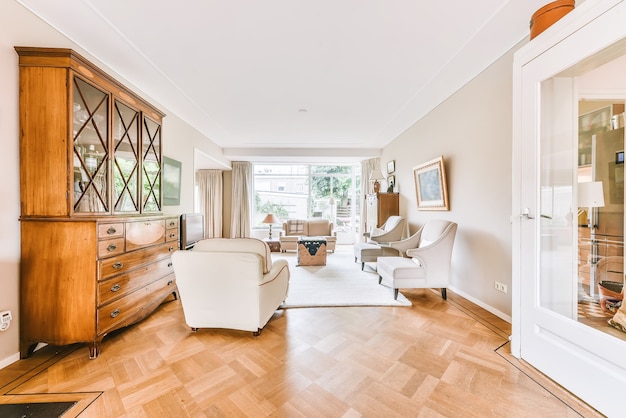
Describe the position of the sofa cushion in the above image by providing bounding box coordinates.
[307,219,331,236]
[284,219,306,236]
[193,238,272,274]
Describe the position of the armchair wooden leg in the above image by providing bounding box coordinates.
[441,288,447,300]
[361,262,365,270]
[253,328,262,337]
[393,288,399,300]
[378,275,382,284]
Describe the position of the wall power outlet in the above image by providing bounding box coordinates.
[0,310,12,331]
[494,281,508,294]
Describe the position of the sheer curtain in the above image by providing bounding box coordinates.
[230,161,252,238]
[360,158,380,241]
[196,169,223,238]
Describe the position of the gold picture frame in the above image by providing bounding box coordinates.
[413,155,449,210]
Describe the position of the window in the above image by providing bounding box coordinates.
[253,163,361,238]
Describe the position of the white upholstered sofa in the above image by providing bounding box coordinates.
[171,238,290,335]
[279,219,337,252]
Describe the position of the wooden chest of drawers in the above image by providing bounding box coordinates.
[20,215,179,359]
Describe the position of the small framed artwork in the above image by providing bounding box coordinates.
[387,175,396,192]
[162,156,182,206]
[387,160,396,174]
[413,155,449,210]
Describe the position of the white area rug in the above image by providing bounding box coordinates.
[275,245,411,308]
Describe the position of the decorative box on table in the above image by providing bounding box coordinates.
[297,237,327,266]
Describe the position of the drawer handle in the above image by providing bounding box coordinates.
[107,244,117,252]
[112,262,123,269]
[169,233,176,238]
[169,246,175,252]
[107,227,117,235]
[110,309,120,318]
[167,280,173,286]
[110,283,121,292]
[168,262,173,267]
[169,221,176,226]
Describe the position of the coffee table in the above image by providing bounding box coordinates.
[297,236,327,266]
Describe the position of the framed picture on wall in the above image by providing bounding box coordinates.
[413,155,449,210]
[162,156,182,206]
[387,175,396,192]
[387,160,395,174]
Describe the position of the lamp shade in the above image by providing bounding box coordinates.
[369,169,384,181]
[262,214,280,224]
[578,181,605,208]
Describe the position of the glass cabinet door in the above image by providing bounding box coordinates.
[72,77,109,213]
[113,100,140,213]
[142,117,162,212]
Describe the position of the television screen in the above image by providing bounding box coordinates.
[180,213,205,249]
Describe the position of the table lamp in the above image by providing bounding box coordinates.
[262,214,280,239]
[369,169,384,193]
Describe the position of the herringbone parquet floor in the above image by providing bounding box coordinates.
[0,287,603,416]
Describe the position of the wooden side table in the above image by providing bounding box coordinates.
[264,239,281,253]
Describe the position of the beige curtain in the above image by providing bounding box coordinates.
[196,169,223,238]
[230,161,252,238]
[360,158,380,241]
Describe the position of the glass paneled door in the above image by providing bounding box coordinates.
[72,77,109,213]
[512,2,626,416]
[113,100,140,213]
[142,117,162,212]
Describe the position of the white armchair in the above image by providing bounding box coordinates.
[366,215,405,243]
[376,220,458,300]
[354,226,423,271]
[171,238,290,335]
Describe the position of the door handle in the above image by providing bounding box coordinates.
[521,208,535,220]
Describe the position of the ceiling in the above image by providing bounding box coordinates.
[17,0,553,164]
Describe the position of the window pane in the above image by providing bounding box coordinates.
[253,163,360,241]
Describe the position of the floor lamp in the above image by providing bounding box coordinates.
[578,181,605,298]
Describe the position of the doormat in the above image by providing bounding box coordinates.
[0,401,76,417]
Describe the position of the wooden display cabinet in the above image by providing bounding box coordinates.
[16,47,178,359]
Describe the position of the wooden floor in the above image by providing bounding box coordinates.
[0,290,603,417]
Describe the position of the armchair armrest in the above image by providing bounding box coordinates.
[260,259,290,285]
[387,229,423,256]
[368,229,400,243]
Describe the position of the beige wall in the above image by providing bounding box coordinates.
[382,41,524,319]
[161,116,229,217]
[0,1,228,365]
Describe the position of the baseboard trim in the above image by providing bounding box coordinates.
[0,352,20,370]
[449,286,512,323]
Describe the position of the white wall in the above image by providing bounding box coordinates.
[0,0,228,365]
[382,41,524,320]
